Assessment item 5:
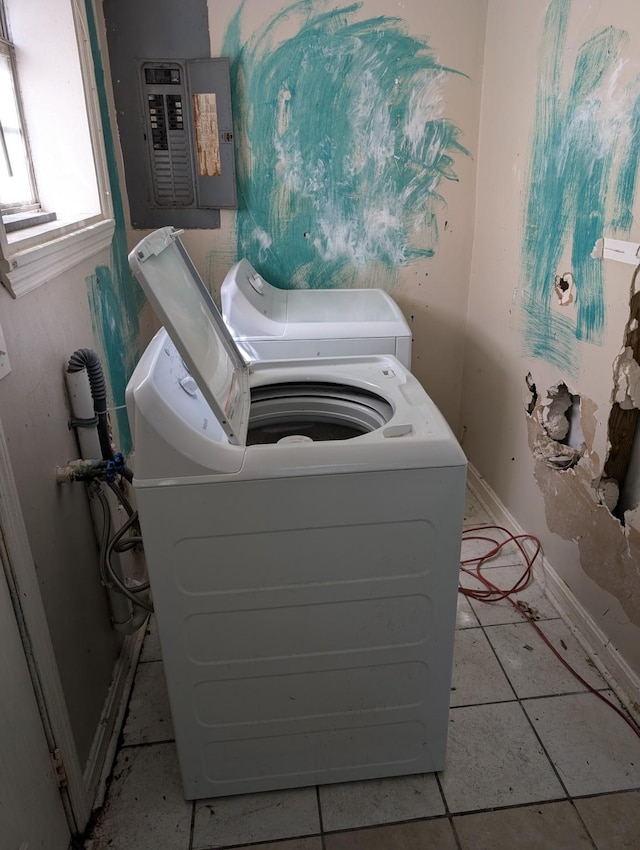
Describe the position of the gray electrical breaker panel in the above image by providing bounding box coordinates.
[141,63,196,208]
[116,57,236,229]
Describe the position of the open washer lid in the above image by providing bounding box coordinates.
[129,227,250,445]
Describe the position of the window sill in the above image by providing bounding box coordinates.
[2,209,58,233]
[1,216,115,298]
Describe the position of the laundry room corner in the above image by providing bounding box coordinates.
[460,0,640,700]
[5,0,640,847]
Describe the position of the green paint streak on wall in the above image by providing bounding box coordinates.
[84,0,145,455]
[521,0,640,374]
[611,90,640,232]
[223,0,468,290]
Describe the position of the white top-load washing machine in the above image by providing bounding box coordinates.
[126,227,466,800]
[221,258,412,367]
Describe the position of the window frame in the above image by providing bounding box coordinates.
[0,0,114,299]
[0,33,40,215]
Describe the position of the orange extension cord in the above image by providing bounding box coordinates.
[459,525,640,739]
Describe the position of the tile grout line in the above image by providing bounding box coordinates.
[448,816,464,850]
[475,612,606,703]
[443,795,575,819]
[471,611,579,803]
[466,597,561,627]
[448,684,615,713]
[316,790,640,846]
[199,834,322,850]
[320,812,456,839]
[119,737,177,750]
[567,799,601,850]
[316,784,327,849]
[471,584,611,698]
[482,617,608,694]
[572,785,640,800]
[188,799,196,850]
[466,622,518,704]
[509,690,573,802]
[434,770,464,850]
[449,599,574,814]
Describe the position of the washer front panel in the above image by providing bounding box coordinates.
[136,464,466,798]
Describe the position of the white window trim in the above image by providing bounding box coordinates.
[0,0,114,299]
[2,218,114,297]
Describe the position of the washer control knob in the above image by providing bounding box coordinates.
[383,424,413,438]
[179,375,198,397]
[249,273,265,295]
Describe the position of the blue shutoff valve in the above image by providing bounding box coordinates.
[104,452,126,483]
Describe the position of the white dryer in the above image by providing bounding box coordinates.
[221,258,412,367]
[126,227,466,800]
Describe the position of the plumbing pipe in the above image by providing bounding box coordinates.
[67,349,113,461]
[56,459,105,484]
[66,349,134,483]
[65,364,147,633]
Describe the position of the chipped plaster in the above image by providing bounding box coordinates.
[612,346,640,410]
[532,382,586,470]
[527,411,640,628]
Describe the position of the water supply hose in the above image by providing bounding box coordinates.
[63,348,148,629]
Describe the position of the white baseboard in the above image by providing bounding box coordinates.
[467,464,640,722]
[83,621,147,809]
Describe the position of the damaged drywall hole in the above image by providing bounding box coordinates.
[592,474,620,513]
[604,395,640,520]
[524,372,538,415]
[533,382,585,470]
[553,272,575,306]
[612,346,640,410]
[601,286,640,521]
[542,383,585,446]
[617,417,640,516]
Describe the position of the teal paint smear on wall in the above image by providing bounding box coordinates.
[522,0,640,374]
[84,0,145,455]
[223,0,469,290]
[611,90,640,232]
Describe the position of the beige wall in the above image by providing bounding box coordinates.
[0,0,484,802]
[99,0,640,741]
[1,0,639,801]
[0,253,120,768]
[175,0,488,430]
[462,0,640,672]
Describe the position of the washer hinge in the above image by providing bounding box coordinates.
[50,747,68,788]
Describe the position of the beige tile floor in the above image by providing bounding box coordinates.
[86,492,640,850]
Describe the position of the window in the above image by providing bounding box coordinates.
[0,0,114,298]
[0,18,38,215]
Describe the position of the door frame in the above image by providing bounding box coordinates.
[0,415,90,831]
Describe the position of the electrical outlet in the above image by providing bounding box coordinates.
[0,318,11,380]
